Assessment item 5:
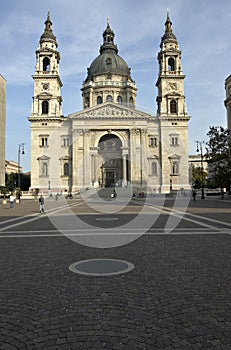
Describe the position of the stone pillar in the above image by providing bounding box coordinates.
[122,154,127,186]
[129,128,138,185]
[121,147,129,187]
[90,147,100,187]
[140,128,148,188]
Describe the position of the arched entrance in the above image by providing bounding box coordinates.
[98,134,123,187]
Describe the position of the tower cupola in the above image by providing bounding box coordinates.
[160,11,177,46]
[100,19,118,54]
[40,11,57,46]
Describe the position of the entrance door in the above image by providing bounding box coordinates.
[98,134,123,187]
[105,171,114,187]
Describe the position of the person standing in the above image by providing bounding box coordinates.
[9,193,15,209]
[39,195,45,213]
[192,190,196,201]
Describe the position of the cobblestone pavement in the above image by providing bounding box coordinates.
[0,198,230,349]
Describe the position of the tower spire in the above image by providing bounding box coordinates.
[40,11,57,45]
[160,10,177,45]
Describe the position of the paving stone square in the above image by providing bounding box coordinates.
[0,197,230,349]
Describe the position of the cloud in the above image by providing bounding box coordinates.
[1,0,231,169]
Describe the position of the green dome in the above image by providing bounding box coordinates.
[85,21,133,82]
[86,51,132,81]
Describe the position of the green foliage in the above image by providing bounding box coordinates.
[191,165,207,189]
[5,172,31,191]
[206,126,231,191]
[0,186,8,198]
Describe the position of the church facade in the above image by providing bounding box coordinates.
[28,12,191,194]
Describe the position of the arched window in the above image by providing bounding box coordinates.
[85,97,90,108]
[63,163,69,176]
[151,162,157,176]
[149,137,157,147]
[171,136,178,146]
[106,57,112,65]
[170,100,177,114]
[168,57,175,71]
[97,96,102,105]
[106,95,113,102]
[42,100,49,114]
[43,57,50,72]
[129,97,134,107]
[117,96,122,105]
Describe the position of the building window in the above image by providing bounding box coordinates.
[106,95,113,102]
[170,135,179,147]
[117,96,122,104]
[129,97,134,107]
[43,57,50,72]
[84,97,90,108]
[40,135,49,148]
[41,162,48,176]
[168,57,175,71]
[151,162,157,176]
[172,161,179,175]
[63,163,69,176]
[38,155,50,177]
[61,137,69,147]
[170,100,177,113]
[42,100,49,114]
[97,96,102,104]
[149,137,157,147]
[106,57,112,65]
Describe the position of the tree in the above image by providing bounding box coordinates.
[5,172,31,191]
[206,126,231,192]
[191,164,207,189]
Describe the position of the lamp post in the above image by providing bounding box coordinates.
[18,143,25,190]
[196,141,205,199]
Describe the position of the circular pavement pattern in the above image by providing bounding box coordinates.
[69,258,135,276]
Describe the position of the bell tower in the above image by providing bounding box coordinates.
[29,12,67,193]
[156,11,187,117]
[30,11,63,119]
[156,12,191,193]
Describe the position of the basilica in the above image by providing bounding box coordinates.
[28,12,191,194]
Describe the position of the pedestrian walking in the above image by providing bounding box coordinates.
[9,193,15,209]
[192,190,196,201]
[39,195,45,213]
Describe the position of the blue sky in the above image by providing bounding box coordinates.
[0,0,231,172]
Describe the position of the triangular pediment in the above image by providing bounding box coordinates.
[68,102,152,120]
[37,155,50,161]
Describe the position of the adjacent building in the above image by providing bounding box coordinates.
[28,12,191,194]
[224,75,231,138]
[0,74,6,186]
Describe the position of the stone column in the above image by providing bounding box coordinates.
[129,128,138,185]
[74,129,84,190]
[123,154,127,186]
[83,129,91,187]
[121,148,129,187]
[140,128,148,188]
[90,147,99,187]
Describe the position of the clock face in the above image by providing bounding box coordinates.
[169,82,177,91]
[42,83,49,91]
